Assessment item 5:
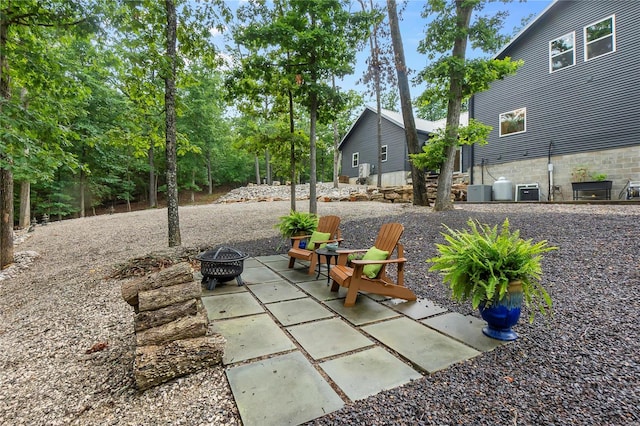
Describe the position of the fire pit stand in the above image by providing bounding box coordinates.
[195,246,249,290]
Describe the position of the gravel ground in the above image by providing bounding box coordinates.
[1,189,639,425]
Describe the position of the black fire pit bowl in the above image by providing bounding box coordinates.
[196,246,249,290]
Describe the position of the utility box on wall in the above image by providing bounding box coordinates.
[516,183,540,202]
[467,185,492,202]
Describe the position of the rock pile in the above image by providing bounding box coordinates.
[121,262,225,390]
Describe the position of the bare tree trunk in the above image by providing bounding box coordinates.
[149,144,157,208]
[190,170,195,203]
[79,171,85,218]
[0,17,14,268]
[165,0,181,247]
[254,154,260,184]
[288,88,296,212]
[308,93,318,215]
[265,149,271,185]
[387,0,429,206]
[19,181,30,228]
[434,0,472,211]
[206,151,212,194]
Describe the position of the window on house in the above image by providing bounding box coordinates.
[549,32,575,72]
[352,152,359,168]
[381,145,388,162]
[584,15,615,61]
[499,108,526,137]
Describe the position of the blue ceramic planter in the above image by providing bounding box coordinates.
[479,281,523,341]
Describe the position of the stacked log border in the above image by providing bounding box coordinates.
[121,262,224,390]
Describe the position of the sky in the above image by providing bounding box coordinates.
[338,0,554,105]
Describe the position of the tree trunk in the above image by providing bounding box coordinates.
[288,88,296,212]
[148,143,157,208]
[265,148,271,185]
[134,335,225,391]
[309,92,318,215]
[165,0,181,247]
[0,17,14,269]
[19,181,30,229]
[206,150,212,194]
[434,1,472,212]
[387,0,429,206]
[254,154,260,184]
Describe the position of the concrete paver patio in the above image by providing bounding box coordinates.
[201,255,510,426]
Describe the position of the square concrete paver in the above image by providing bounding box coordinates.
[296,281,347,300]
[227,351,344,426]
[257,258,292,272]
[210,313,296,364]
[277,268,317,283]
[241,266,283,284]
[266,298,334,326]
[248,280,306,304]
[363,317,481,373]
[325,296,401,326]
[422,312,508,352]
[287,318,373,360]
[254,254,288,263]
[320,347,422,401]
[243,258,264,269]
[202,292,264,320]
[199,277,248,296]
[383,298,448,320]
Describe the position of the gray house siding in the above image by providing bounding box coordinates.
[339,109,428,179]
[472,1,640,170]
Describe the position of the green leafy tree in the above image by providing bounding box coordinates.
[415,0,522,211]
[232,0,368,214]
[0,0,96,267]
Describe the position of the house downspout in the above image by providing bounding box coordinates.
[548,140,554,201]
[469,96,475,184]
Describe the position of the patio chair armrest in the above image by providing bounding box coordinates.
[350,257,407,265]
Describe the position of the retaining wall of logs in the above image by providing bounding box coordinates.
[121,262,225,390]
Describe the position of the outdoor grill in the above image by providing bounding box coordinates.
[195,246,249,290]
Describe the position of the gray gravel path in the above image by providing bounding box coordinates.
[1,195,638,425]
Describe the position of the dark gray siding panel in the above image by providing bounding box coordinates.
[340,110,409,177]
[472,1,640,166]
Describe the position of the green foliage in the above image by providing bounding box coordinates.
[275,210,318,238]
[427,218,557,322]
[410,119,492,171]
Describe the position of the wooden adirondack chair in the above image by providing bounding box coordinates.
[288,215,342,275]
[329,222,417,307]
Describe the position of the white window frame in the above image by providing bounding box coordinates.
[381,145,388,162]
[549,31,575,73]
[499,108,526,137]
[352,152,359,168]
[584,15,616,62]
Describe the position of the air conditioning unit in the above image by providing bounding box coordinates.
[358,163,371,178]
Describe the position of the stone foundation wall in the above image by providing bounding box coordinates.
[471,146,640,201]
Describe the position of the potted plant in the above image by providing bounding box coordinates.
[570,166,612,200]
[275,210,318,242]
[427,218,557,341]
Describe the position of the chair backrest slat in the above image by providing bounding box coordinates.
[317,215,341,239]
[373,223,404,255]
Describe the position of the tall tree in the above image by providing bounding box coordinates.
[0,0,92,268]
[386,0,428,206]
[164,0,180,246]
[416,0,521,211]
[233,0,368,214]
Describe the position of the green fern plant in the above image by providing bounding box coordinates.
[427,218,557,322]
[275,211,318,239]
